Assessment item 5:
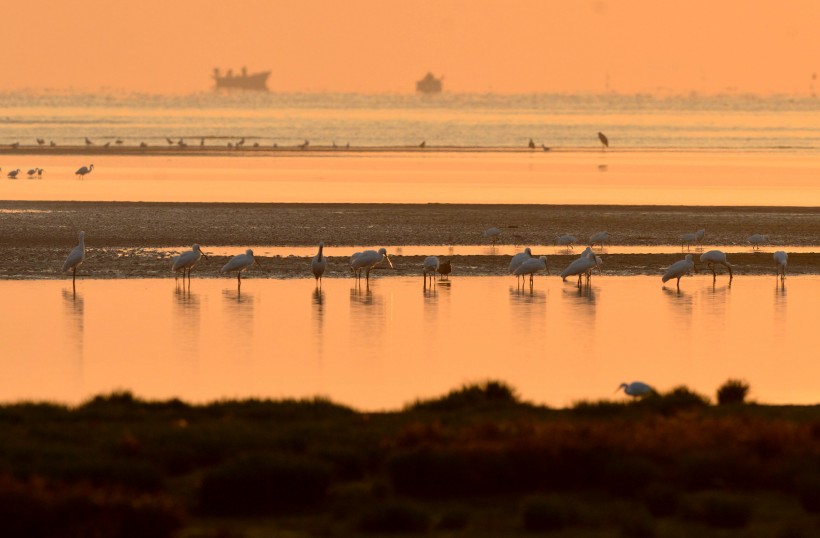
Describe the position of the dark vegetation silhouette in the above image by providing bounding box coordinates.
[0,381,818,536]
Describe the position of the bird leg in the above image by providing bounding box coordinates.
[726,264,733,280]
[72,266,76,284]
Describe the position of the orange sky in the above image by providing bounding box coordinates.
[4,0,818,95]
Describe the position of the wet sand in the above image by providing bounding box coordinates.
[1,201,818,279]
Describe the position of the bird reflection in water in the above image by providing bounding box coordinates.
[313,287,325,307]
[509,285,546,304]
[174,279,200,308]
[61,287,85,363]
[349,284,377,306]
[222,287,254,306]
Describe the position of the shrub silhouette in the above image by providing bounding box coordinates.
[717,379,750,405]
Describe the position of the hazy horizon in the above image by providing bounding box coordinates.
[4,0,818,96]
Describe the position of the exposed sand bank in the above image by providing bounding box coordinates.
[1,201,818,279]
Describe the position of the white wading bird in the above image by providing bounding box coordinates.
[555,234,577,251]
[172,244,208,280]
[747,234,767,250]
[773,251,788,280]
[221,249,255,285]
[311,242,327,284]
[423,256,439,286]
[482,227,502,245]
[617,381,653,397]
[589,231,609,250]
[662,254,695,290]
[700,250,733,281]
[681,229,705,251]
[509,247,533,284]
[350,248,393,282]
[513,256,549,286]
[560,250,599,285]
[62,231,86,285]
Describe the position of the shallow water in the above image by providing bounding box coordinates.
[1,275,816,409]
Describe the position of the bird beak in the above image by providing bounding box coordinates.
[201,253,209,260]
[386,255,394,269]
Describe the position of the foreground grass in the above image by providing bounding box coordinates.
[1,382,819,537]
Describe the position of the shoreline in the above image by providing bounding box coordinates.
[2,200,819,279]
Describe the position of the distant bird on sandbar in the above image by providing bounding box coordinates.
[7,169,21,179]
[514,256,549,286]
[178,138,187,148]
[166,137,174,145]
[617,381,653,397]
[419,141,426,148]
[773,251,788,280]
[49,140,56,147]
[75,164,94,179]
[423,256,439,286]
[311,242,327,284]
[681,229,705,251]
[200,138,205,146]
[589,231,609,250]
[555,234,577,250]
[598,131,609,151]
[221,249,256,285]
[542,144,550,152]
[103,142,110,148]
[747,234,767,250]
[62,231,86,285]
[528,139,535,149]
[10,142,19,149]
[172,244,208,280]
[36,138,45,145]
[350,248,393,282]
[700,250,733,281]
[298,139,309,149]
[140,142,148,148]
[37,168,44,178]
[437,259,452,280]
[115,139,124,145]
[662,254,695,290]
[483,227,502,245]
[85,137,94,146]
[27,168,37,178]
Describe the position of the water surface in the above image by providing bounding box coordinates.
[1,276,815,409]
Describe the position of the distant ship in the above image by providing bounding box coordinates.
[416,72,443,94]
[213,67,270,91]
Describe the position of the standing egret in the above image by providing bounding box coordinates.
[75,164,94,179]
[221,249,255,285]
[598,132,609,151]
[423,256,439,286]
[172,244,208,280]
[514,256,549,287]
[589,231,609,250]
[509,247,533,284]
[7,169,21,179]
[617,381,653,397]
[662,254,695,290]
[350,248,393,282]
[482,227,502,245]
[773,251,787,280]
[62,231,86,285]
[556,234,577,251]
[747,234,767,250]
[700,250,733,281]
[311,242,327,284]
[437,259,452,280]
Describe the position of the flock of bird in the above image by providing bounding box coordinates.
[3,164,94,179]
[60,225,789,293]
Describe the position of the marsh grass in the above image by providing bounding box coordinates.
[0,381,818,536]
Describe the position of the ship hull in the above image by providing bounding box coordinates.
[214,71,271,91]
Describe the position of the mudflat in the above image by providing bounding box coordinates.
[1,201,818,279]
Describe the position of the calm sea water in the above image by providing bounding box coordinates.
[1,275,815,409]
[1,92,818,150]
